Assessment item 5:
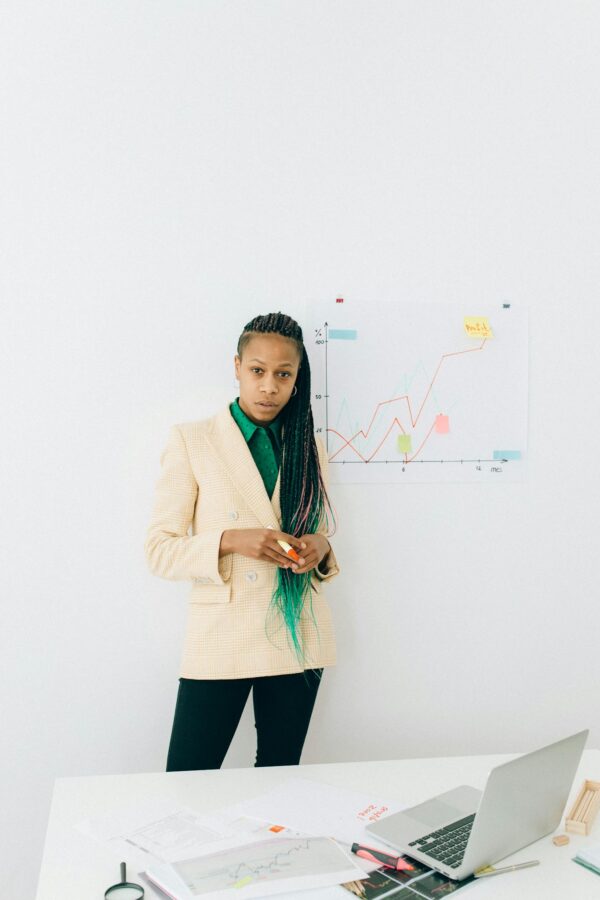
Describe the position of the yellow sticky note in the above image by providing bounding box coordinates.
[397,434,412,454]
[464,316,493,338]
[234,875,253,889]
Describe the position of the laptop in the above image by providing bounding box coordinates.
[366,729,588,881]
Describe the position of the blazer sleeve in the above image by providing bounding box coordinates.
[313,436,341,583]
[144,424,233,585]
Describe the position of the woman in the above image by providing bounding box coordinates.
[145,311,340,771]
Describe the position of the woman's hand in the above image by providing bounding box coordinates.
[220,528,306,569]
[289,533,331,575]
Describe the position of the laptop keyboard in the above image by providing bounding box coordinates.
[408,814,475,869]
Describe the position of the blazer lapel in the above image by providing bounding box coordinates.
[271,469,282,522]
[204,406,282,527]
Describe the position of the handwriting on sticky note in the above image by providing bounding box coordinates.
[464,316,493,338]
[357,803,389,823]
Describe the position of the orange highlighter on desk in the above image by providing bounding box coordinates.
[351,843,415,872]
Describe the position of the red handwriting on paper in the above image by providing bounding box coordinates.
[357,804,389,823]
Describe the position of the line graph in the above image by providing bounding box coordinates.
[328,337,487,464]
[172,836,360,895]
[307,301,528,483]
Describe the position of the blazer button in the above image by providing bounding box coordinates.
[245,571,258,582]
[229,510,239,520]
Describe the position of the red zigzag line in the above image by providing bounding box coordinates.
[327,339,487,463]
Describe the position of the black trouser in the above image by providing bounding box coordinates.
[166,669,323,771]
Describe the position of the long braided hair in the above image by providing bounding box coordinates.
[236,311,336,664]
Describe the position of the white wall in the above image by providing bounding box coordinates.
[2,1,599,895]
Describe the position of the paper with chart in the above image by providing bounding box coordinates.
[146,834,365,899]
[307,300,528,482]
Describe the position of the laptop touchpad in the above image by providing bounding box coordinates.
[410,799,463,828]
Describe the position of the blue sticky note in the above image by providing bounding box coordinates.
[329,329,357,340]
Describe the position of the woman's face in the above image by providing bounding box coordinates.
[234,333,301,425]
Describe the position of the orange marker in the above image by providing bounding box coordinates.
[277,539,301,563]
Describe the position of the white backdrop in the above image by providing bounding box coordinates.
[2,2,599,896]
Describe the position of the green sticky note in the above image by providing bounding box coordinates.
[397,434,412,453]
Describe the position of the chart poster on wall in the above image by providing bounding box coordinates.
[306,300,528,483]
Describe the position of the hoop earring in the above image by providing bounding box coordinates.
[291,385,297,396]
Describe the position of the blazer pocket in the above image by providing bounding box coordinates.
[310,573,322,594]
[190,581,232,604]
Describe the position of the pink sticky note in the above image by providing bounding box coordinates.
[435,414,449,434]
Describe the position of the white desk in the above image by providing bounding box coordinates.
[37,750,600,899]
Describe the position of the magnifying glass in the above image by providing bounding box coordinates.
[104,861,144,899]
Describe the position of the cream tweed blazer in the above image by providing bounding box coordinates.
[144,405,340,679]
